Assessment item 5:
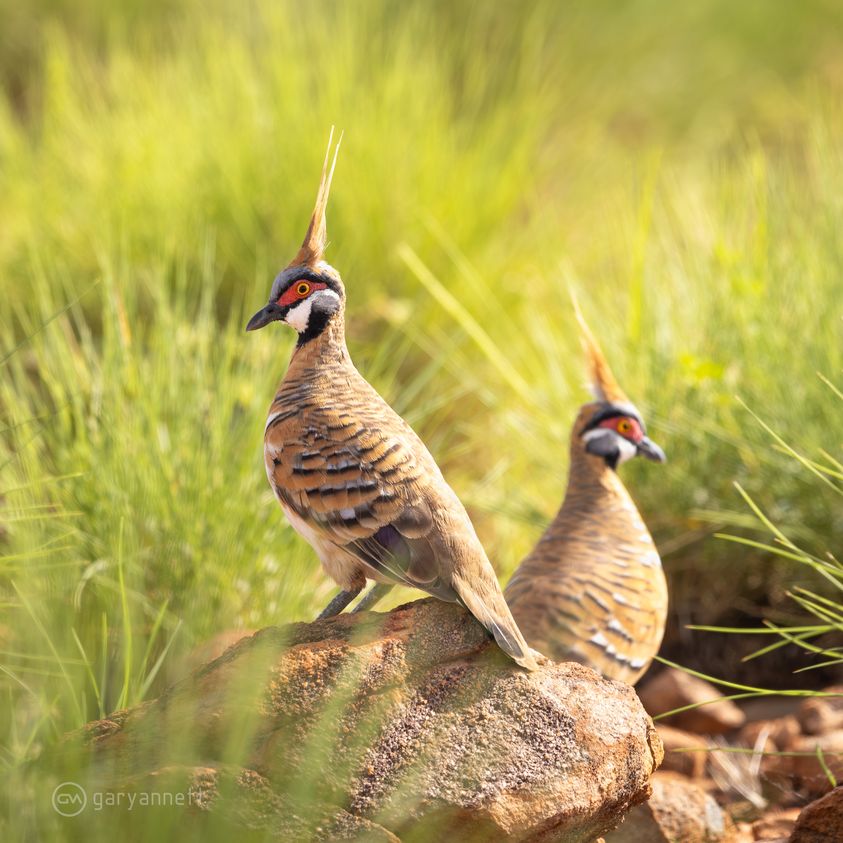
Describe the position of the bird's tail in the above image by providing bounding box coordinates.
[452,572,539,671]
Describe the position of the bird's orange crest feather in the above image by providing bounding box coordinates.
[570,291,630,405]
[289,127,343,269]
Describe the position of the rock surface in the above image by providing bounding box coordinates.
[789,786,843,842]
[121,765,402,841]
[604,770,733,842]
[638,668,746,734]
[57,599,662,841]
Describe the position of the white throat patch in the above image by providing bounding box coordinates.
[615,435,638,465]
[284,298,313,333]
[283,289,340,333]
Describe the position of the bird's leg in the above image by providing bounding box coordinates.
[352,583,393,614]
[316,584,363,620]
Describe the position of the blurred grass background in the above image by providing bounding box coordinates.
[1,0,843,837]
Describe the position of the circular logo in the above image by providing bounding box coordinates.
[52,782,87,817]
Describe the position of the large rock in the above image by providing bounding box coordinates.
[114,764,402,841]
[56,599,662,841]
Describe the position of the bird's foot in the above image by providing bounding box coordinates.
[352,583,393,614]
[316,585,363,620]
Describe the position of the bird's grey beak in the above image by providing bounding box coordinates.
[246,304,281,332]
[637,436,666,463]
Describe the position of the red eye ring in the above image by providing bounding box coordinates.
[598,415,642,441]
[277,279,327,307]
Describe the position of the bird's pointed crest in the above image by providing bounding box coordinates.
[570,289,630,405]
[289,127,343,269]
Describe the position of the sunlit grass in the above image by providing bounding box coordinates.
[691,382,843,672]
[655,384,843,797]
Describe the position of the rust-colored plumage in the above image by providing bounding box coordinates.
[505,306,667,683]
[572,292,630,405]
[248,133,537,671]
[290,128,342,270]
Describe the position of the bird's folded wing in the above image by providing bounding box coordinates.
[508,564,665,681]
[267,423,458,598]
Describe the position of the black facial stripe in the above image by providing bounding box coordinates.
[296,294,339,347]
[584,428,622,471]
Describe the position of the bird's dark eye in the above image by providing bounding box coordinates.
[296,282,311,297]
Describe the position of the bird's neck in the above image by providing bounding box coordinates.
[566,440,628,496]
[553,436,650,537]
[287,312,350,375]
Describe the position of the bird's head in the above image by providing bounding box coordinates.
[571,298,665,471]
[577,400,665,470]
[246,130,346,344]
